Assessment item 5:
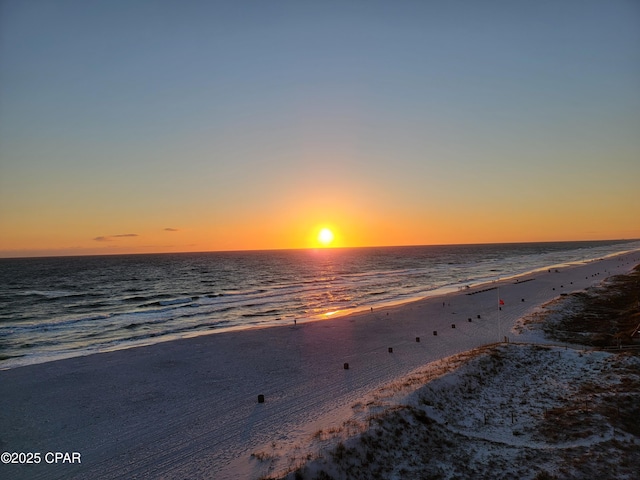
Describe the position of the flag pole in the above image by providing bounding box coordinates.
[497,286,501,343]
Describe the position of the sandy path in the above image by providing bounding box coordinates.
[1,252,637,479]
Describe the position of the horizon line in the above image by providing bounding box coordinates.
[1,238,639,260]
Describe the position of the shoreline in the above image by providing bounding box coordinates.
[0,251,638,479]
[3,248,638,371]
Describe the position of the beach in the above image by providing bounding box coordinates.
[1,251,638,480]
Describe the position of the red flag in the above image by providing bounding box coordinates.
[499,299,505,306]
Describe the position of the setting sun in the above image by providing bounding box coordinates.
[317,228,335,246]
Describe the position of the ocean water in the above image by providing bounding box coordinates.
[1,240,639,368]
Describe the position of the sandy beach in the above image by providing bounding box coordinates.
[1,251,638,480]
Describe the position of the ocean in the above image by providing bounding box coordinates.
[1,240,639,368]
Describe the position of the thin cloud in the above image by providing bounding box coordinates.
[93,234,139,242]
[164,228,179,232]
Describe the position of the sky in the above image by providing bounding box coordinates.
[1,0,639,257]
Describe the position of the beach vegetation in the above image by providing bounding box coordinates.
[278,338,640,479]
[543,266,640,349]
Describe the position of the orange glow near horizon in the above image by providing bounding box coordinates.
[1,207,638,258]
[0,175,638,258]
